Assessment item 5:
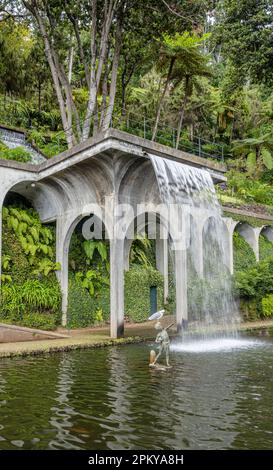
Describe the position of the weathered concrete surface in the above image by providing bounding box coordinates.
[0,323,68,343]
[2,130,223,339]
[3,130,272,340]
[0,316,176,358]
[0,317,273,359]
[223,205,273,221]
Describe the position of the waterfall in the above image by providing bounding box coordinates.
[0,127,45,165]
[149,154,240,339]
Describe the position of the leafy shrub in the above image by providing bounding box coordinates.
[0,146,32,163]
[124,265,164,322]
[67,276,110,328]
[21,280,61,312]
[0,280,61,318]
[2,206,55,278]
[234,258,273,300]
[234,257,273,319]
[226,170,273,205]
[233,232,256,271]
[0,139,8,151]
[20,313,57,330]
[239,299,260,322]
[262,295,273,317]
[259,235,273,260]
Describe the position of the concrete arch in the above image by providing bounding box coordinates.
[123,207,188,330]
[260,225,273,244]
[55,205,112,328]
[258,225,273,260]
[234,222,261,262]
[118,157,161,206]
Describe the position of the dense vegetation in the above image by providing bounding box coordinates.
[0,203,164,328]
[1,1,273,325]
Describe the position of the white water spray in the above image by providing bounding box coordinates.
[149,155,240,343]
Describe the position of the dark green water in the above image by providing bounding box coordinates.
[0,336,273,450]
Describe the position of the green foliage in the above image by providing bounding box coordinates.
[233,232,256,271]
[67,276,110,328]
[19,313,57,331]
[233,132,273,175]
[0,279,61,328]
[225,170,273,205]
[259,235,273,261]
[83,240,108,264]
[1,204,61,328]
[0,139,8,151]
[75,270,109,297]
[0,146,32,163]
[262,295,273,318]
[2,206,55,269]
[33,259,61,276]
[124,266,164,322]
[130,236,155,267]
[234,257,273,305]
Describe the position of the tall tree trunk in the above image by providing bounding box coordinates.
[152,57,175,141]
[31,7,75,148]
[101,15,123,130]
[38,78,41,114]
[68,45,74,84]
[176,76,190,149]
[82,0,117,140]
[121,70,127,116]
[100,54,109,128]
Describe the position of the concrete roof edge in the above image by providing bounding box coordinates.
[0,128,227,176]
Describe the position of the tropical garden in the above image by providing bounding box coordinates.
[1,0,273,329]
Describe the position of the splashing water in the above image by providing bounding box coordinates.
[149,155,240,344]
[0,128,45,165]
[171,338,261,353]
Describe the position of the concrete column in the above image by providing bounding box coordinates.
[55,216,74,327]
[156,237,169,302]
[175,248,188,331]
[124,237,133,271]
[110,238,125,338]
[222,218,238,275]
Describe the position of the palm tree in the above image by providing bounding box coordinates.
[152,32,210,142]
[173,59,211,148]
[233,131,273,176]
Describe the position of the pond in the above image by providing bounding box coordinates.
[0,334,273,450]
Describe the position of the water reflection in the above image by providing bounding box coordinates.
[49,354,83,450]
[0,339,272,449]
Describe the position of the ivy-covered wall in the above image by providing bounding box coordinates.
[0,205,62,330]
[67,276,110,328]
[124,266,164,322]
[3,201,273,330]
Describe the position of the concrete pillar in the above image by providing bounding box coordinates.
[56,217,70,327]
[222,218,238,275]
[110,238,125,338]
[156,237,169,302]
[124,237,133,271]
[175,248,188,331]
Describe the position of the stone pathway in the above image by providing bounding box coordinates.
[0,317,272,359]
